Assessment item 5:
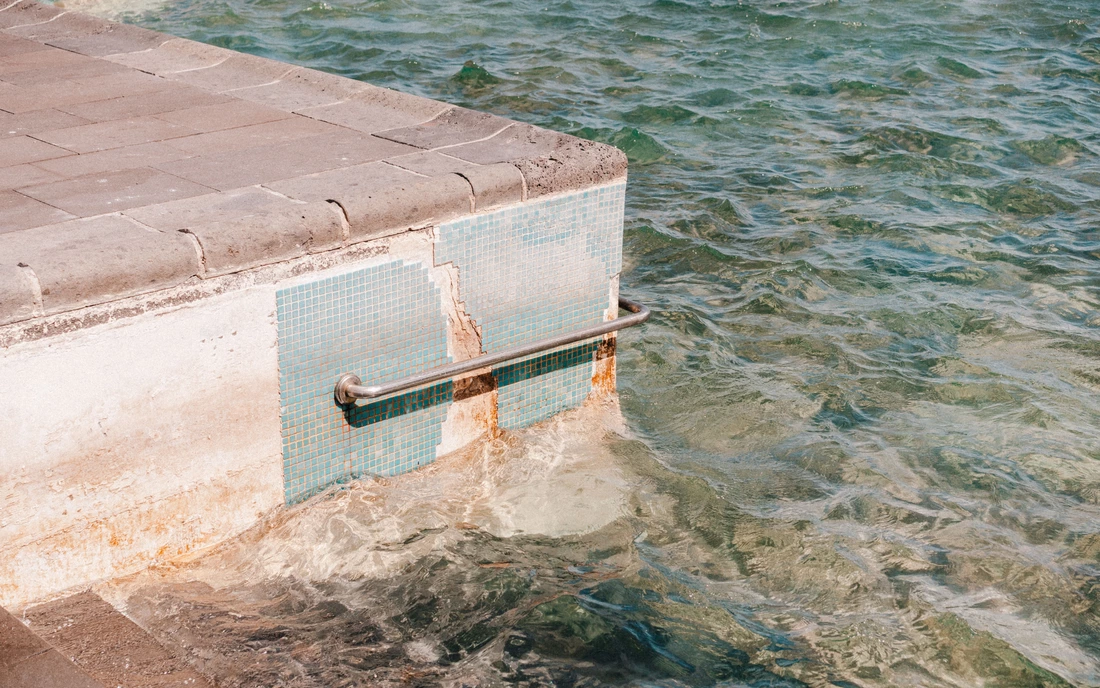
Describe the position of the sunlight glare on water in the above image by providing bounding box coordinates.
[67,0,1100,683]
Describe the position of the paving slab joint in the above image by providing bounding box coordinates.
[10,8,63,28]
[0,215,201,319]
[326,198,352,242]
[18,263,43,314]
[0,264,41,327]
[340,172,473,241]
[456,163,525,211]
[176,228,208,277]
[177,201,345,278]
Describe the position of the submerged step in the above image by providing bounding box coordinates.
[0,603,103,688]
[0,1,632,609]
[21,592,212,688]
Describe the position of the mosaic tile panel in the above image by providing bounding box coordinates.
[494,341,601,429]
[437,182,626,428]
[276,260,451,503]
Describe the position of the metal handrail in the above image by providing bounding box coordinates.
[334,296,650,404]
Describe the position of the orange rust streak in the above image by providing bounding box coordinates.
[591,336,617,397]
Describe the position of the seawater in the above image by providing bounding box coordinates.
[68,0,1100,684]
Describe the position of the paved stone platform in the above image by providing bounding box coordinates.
[0,0,624,326]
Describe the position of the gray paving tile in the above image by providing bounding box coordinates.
[3,7,113,40]
[357,84,453,122]
[102,37,234,75]
[385,150,478,176]
[167,53,295,93]
[58,85,229,122]
[0,136,71,165]
[34,15,170,57]
[265,160,423,203]
[33,141,186,178]
[128,188,347,277]
[0,109,89,137]
[0,163,64,190]
[5,10,101,37]
[0,70,174,114]
[32,116,197,154]
[0,33,46,58]
[0,0,63,29]
[19,167,212,216]
[461,162,525,210]
[512,135,627,198]
[151,98,292,133]
[0,54,128,87]
[339,173,473,240]
[161,113,331,155]
[374,106,511,150]
[298,94,444,134]
[0,79,23,112]
[0,189,75,233]
[0,44,90,79]
[126,186,298,231]
[157,131,416,191]
[0,214,200,313]
[228,66,369,112]
[441,122,560,165]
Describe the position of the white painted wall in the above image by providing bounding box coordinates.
[0,285,284,609]
[0,222,606,609]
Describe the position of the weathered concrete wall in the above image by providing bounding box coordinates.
[0,1,628,609]
[0,285,284,608]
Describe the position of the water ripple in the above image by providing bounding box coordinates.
[61,0,1100,683]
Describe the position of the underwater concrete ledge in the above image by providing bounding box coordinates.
[0,0,627,611]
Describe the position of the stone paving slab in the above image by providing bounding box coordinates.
[0,107,89,137]
[0,188,75,232]
[19,167,212,216]
[0,0,627,327]
[3,214,200,312]
[0,162,62,190]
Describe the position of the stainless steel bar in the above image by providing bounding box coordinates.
[334,296,651,404]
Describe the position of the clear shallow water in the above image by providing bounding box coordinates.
[70,0,1100,684]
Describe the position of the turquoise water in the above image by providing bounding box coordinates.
[86,0,1100,684]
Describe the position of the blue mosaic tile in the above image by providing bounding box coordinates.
[275,183,626,502]
[437,182,626,429]
[276,260,451,503]
[494,341,602,428]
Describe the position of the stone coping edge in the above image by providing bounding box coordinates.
[0,0,627,329]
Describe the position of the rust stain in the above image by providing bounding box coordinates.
[1,470,279,609]
[478,562,512,569]
[591,336,617,397]
[481,388,500,439]
[453,371,497,401]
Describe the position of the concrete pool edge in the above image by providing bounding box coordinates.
[0,2,629,611]
[0,0,626,331]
